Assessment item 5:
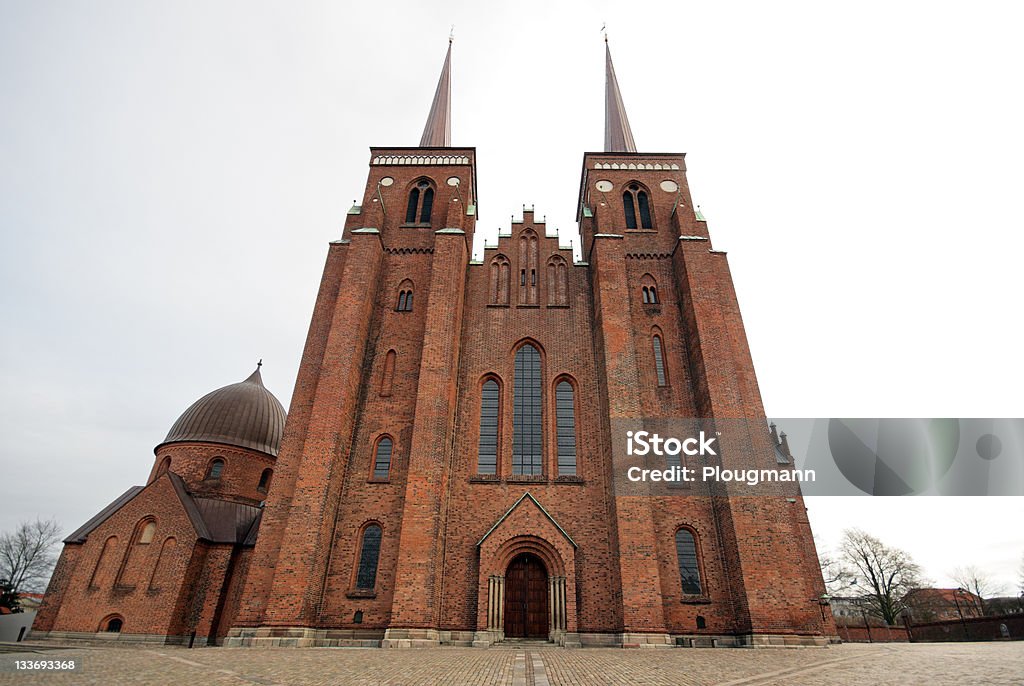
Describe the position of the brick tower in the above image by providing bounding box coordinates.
[222,39,835,649]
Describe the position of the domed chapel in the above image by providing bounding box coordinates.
[34,41,835,648]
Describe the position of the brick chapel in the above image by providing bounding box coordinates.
[34,41,835,648]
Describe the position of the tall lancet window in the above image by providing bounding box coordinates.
[675,528,702,595]
[555,380,577,475]
[355,524,383,590]
[653,333,667,387]
[405,180,435,224]
[478,378,500,474]
[420,186,434,222]
[490,255,510,304]
[547,255,568,306]
[372,436,393,480]
[405,186,419,223]
[518,230,539,305]
[512,344,542,475]
[624,183,653,229]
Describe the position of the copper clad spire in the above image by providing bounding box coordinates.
[419,40,452,147]
[604,41,637,153]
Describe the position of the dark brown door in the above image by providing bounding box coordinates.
[504,553,549,638]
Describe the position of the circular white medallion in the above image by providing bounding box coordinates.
[595,180,613,192]
[379,176,394,187]
[660,180,679,193]
[447,176,461,187]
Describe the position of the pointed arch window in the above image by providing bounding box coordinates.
[478,379,500,475]
[513,344,543,475]
[624,184,653,229]
[405,181,435,223]
[405,186,420,223]
[420,186,434,222]
[372,437,393,480]
[653,334,667,386]
[355,524,383,589]
[156,456,171,477]
[623,191,637,229]
[257,468,273,493]
[675,528,702,595]
[555,380,577,476]
[490,255,510,304]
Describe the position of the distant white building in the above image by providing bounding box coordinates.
[0,610,36,642]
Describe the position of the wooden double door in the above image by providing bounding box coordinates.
[504,553,549,638]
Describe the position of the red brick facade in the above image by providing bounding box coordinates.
[34,125,834,651]
[220,145,833,648]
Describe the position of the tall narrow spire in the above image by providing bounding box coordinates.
[604,40,637,153]
[419,40,452,147]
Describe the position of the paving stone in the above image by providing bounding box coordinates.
[0,643,1021,686]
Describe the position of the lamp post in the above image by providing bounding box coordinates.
[818,593,831,623]
[859,607,872,642]
[952,587,970,641]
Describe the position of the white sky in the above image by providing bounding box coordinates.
[1,1,1022,593]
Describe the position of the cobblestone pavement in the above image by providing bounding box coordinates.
[1,642,1022,685]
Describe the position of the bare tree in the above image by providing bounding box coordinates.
[840,528,922,625]
[1019,554,1024,598]
[952,565,1004,616]
[818,548,853,596]
[0,518,62,597]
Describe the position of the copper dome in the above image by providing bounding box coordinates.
[157,366,287,457]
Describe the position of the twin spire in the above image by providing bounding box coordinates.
[416,37,637,152]
[603,41,637,153]
[418,39,453,147]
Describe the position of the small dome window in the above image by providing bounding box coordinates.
[257,468,273,493]
[207,458,225,480]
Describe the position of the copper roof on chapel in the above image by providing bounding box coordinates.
[158,366,286,457]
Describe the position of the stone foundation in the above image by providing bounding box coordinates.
[671,633,830,648]
[30,630,209,647]
[223,627,383,648]
[220,626,830,649]
[380,628,441,648]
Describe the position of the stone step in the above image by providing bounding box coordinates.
[489,640,555,649]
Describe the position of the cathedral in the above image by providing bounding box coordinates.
[33,41,835,649]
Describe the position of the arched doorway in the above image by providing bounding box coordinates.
[504,552,549,638]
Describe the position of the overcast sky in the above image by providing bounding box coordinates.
[2,1,1022,593]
